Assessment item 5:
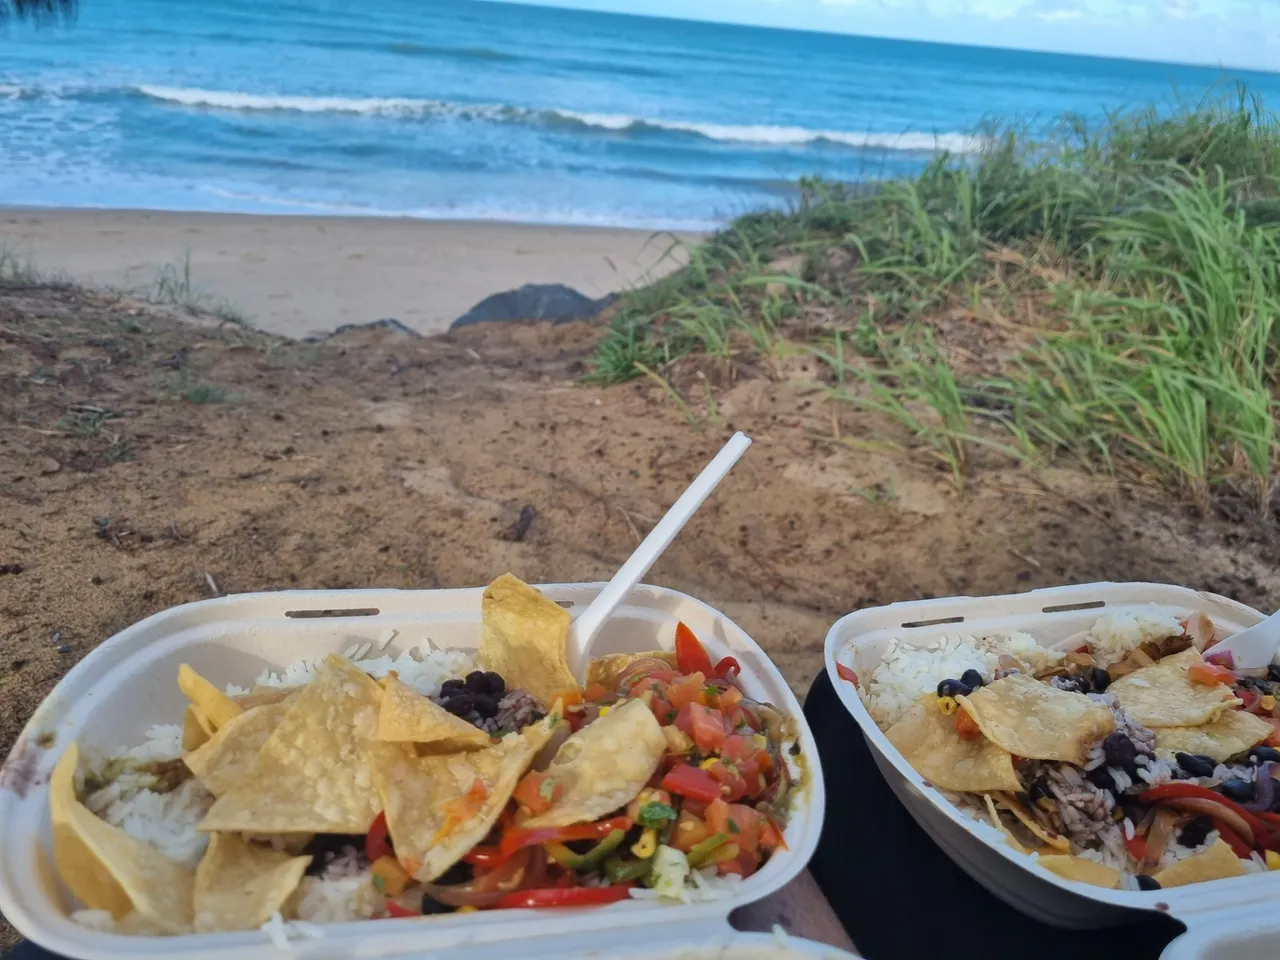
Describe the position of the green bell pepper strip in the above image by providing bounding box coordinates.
[604,854,654,884]
[685,833,731,869]
[544,829,628,872]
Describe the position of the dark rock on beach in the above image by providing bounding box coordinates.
[450,283,617,329]
[306,317,422,342]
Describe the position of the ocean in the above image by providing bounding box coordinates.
[3,0,1280,231]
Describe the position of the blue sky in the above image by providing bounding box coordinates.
[509,0,1280,70]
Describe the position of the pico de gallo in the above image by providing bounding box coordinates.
[369,622,799,915]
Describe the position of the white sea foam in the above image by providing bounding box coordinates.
[135,85,985,153]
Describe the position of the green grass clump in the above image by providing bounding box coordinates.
[592,85,1280,516]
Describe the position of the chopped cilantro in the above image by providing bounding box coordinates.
[371,874,386,892]
[666,709,678,723]
[637,801,678,828]
[538,776,558,801]
[728,818,740,834]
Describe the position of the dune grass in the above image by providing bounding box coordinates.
[591,86,1280,517]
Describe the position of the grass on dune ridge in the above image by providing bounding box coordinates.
[591,86,1280,519]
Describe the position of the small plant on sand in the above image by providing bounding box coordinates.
[144,251,254,327]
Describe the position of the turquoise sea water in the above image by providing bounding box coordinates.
[4,0,1280,229]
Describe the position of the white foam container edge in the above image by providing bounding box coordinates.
[0,583,826,960]
[823,581,1280,952]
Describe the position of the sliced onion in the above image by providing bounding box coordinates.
[1141,809,1177,872]
[1159,797,1254,846]
[1183,613,1216,651]
[1204,649,1236,670]
[1243,762,1280,813]
[421,848,535,907]
[616,658,679,694]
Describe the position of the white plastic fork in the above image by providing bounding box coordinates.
[1202,608,1280,671]
[565,431,752,679]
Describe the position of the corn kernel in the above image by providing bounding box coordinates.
[1266,850,1280,871]
[598,705,611,717]
[1262,695,1276,712]
[700,757,719,770]
[631,827,658,859]
[456,905,479,914]
[938,696,958,716]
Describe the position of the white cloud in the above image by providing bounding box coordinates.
[1037,7,1083,20]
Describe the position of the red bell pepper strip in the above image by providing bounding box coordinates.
[384,901,418,919]
[366,812,393,863]
[835,663,859,687]
[499,817,633,859]
[713,656,741,680]
[1139,783,1271,847]
[675,622,715,676]
[494,884,635,909]
[1212,819,1254,859]
[1123,832,1147,863]
[661,763,724,803]
[463,846,507,868]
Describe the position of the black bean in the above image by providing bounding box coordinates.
[1239,676,1272,693]
[472,694,499,719]
[464,671,490,693]
[960,669,985,690]
[936,678,972,699]
[1136,875,1161,891]
[440,679,465,697]
[1268,665,1280,684]
[420,894,454,915]
[1177,816,1214,849]
[443,694,475,716]
[1222,778,1255,803]
[1248,746,1280,764]
[1103,732,1138,771]
[1175,753,1219,778]
[483,671,506,696]
[1090,667,1111,692]
[1073,673,1094,694]
[1028,778,1052,803]
[1086,764,1116,792]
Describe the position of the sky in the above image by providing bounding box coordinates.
[504,0,1280,71]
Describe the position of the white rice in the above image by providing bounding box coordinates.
[260,911,326,952]
[628,867,742,904]
[1087,610,1183,667]
[85,776,214,868]
[242,646,474,698]
[290,871,384,924]
[863,633,1064,727]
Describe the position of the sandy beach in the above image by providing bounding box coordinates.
[0,209,699,338]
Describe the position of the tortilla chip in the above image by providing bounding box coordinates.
[1154,709,1274,763]
[995,793,1071,851]
[234,687,297,710]
[376,672,490,750]
[373,711,559,882]
[198,656,401,834]
[957,674,1114,765]
[178,664,243,731]
[586,652,679,691]
[1153,838,1246,888]
[478,574,576,704]
[982,794,1030,855]
[183,705,213,752]
[49,744,195,933]
[1109,649,1242,728]
[1038,855,1121,889]
[184,702,290,796]
[193,833,311,933]
[885,699,1021,794]
[522,698,667,828]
